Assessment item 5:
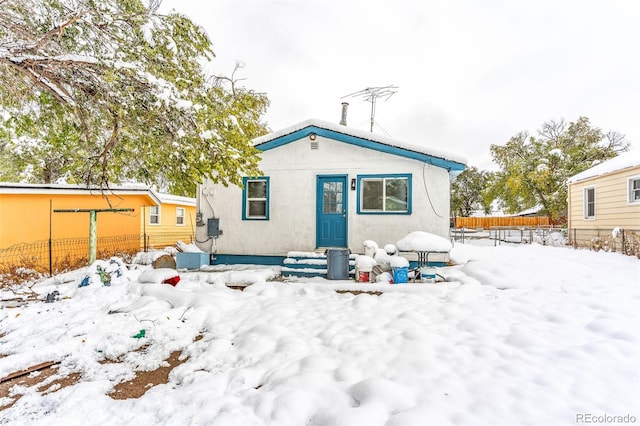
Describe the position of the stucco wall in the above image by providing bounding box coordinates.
[0,192,151,249]
[196,134,452,255]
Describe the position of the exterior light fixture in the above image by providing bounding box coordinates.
[309,133,317,140]
[351,178,356,190]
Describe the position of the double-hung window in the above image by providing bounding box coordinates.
[176,207,185,225]
[357,174,411,214]
[584,186,595,219]
[243,177,270,220]
[629,176,640,204]
[149,206,160,225]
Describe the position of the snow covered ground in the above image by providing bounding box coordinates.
[1,242,639,425]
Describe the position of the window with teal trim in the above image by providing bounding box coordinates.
[358,174,411,214]
[243,177,269,220]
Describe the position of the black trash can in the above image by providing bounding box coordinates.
[326,248,350,280]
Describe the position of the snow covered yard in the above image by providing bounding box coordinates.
[1,243,639,425]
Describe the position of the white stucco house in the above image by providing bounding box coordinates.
[195,119,466,265]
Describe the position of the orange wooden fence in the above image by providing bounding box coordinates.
[453,216,551,229]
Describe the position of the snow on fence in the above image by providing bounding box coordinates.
[450,226,639,258]
[452,226,567,246]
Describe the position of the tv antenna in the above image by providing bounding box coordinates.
[342,85,398,132]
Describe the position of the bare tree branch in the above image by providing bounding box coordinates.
[34,11,89,49]
[539,118,566,145]
[605,131,629,152]
[210,61,247,96]
[147,0,163,14]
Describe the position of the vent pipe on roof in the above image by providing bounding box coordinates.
[339,102,349,126]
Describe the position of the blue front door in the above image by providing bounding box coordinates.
[316,175,347,248]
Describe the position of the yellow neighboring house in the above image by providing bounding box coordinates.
[567,151,640,250]
[141,192,197,250]
[0,182,196,272]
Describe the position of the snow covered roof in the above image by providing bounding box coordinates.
[253,119,467,172]
[156,192,196,207]
[509,205,543,217]
[0,182,162,205]
[567,150,640,184]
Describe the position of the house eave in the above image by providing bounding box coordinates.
[156,193,197,207]
[567,164,640,185]
[0,182,162,205]
[254,121,466,172]
[567,151,640,184]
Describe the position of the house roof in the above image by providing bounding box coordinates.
[567,150,640,184]
[0,182,163,205]
[157,192,196,207]
[253,119,467,172]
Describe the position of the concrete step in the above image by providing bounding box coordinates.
[282,251,355,278]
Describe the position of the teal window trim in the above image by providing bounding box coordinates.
[242,176,270,220]
[357,173,412,215]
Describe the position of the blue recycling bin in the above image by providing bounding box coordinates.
[392,266,408,284]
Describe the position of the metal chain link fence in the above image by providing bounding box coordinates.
[451,226,639,258]
[568,228,639,257]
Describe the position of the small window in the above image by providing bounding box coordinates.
[176,207,185,225]
[357,174,411,214]
[629,177,640,204]
[243,177,269,220]
[322,181,344,214]
[584,187,595,219]
[149,206,160,225]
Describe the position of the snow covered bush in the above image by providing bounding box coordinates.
[0,266,42,295]
[589,236,611,252]
[619,229,640,258]
[546,231,567,247]
[588,229,639,258]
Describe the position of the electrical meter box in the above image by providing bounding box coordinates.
[207,218,220,237]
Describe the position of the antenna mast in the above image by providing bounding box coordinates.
[342,85,398,132]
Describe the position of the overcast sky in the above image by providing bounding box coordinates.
[161,0,639,170]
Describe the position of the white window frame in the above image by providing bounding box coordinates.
[149,205,161,225]
[176,207,186,226]
[584,186,595,220]
[628,175,640,204]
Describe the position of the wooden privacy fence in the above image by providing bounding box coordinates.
[453,216,551,229]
